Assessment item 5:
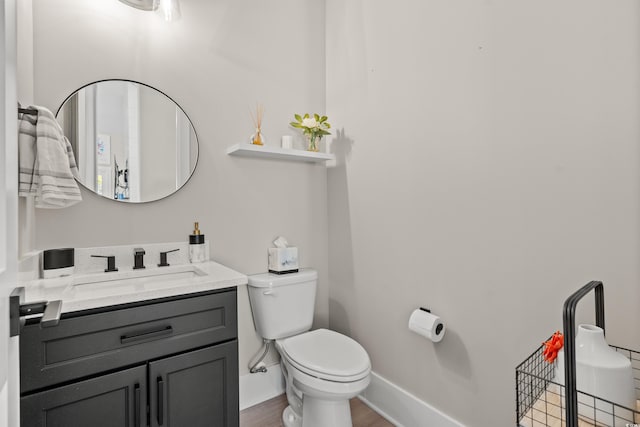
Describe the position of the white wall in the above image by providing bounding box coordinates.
[30,0,328,375]
[326,1,640,426]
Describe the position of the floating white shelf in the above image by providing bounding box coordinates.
[226,143,335,163]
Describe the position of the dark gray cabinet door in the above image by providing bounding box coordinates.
[21,365,147,427]
[149,341,239,427]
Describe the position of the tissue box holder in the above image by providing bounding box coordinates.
[268,247,299,274]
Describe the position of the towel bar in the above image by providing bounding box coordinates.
[18,107,38,116]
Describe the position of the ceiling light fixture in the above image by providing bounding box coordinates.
[118,0,155,11]
[119,0,181,22]
[153,0,181,22]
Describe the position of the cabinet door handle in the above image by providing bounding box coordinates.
[134,384,141,427]
[120,325,173,344]
[157,376,165,425]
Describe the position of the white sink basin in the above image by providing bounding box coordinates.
[73,265,206,286]
[65,265,208,301]
[21,258,247,315]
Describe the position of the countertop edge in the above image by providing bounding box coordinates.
[20,260,248,315]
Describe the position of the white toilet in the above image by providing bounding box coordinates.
[247,269,371,427]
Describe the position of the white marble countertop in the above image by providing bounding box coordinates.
[20,260,248,314]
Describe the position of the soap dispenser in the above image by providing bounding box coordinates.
[189,222,206,263]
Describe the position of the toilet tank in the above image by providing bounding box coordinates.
[247,269,318,340]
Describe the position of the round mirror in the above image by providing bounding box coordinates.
[56,80,198,203]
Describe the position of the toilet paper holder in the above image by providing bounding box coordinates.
[419,307,444,336]
[409,307,446,342]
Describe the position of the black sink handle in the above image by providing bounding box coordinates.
[158,248,180,267]
[91,255,118,272]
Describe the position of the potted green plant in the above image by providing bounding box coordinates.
[289,113,331,152]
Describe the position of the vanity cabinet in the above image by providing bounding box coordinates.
[149,343,236,427]
[22,365,147,427]
[20,288,239,427]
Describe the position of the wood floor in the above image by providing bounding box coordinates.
[240,394,394,427]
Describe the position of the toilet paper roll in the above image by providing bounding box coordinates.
[408,309,446,342]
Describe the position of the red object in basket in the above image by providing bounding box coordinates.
[543,331,564,363]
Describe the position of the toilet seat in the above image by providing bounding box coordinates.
[278,329,371,383]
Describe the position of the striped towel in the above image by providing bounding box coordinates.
[18,106,82,208]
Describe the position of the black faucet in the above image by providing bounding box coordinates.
[158,249,180,267]
[133,248,145,270]
[91,255,118,272]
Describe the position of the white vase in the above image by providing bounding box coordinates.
[556,325,636,426]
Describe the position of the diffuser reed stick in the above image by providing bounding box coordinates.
[250,104,264,145]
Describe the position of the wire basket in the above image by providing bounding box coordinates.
[515,281,640,427]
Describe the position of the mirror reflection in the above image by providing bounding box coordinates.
[57,80,198,203]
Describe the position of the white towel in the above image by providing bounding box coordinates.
[18,106,82,208]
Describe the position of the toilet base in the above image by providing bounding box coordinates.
[282,405,302,427]
[281,397,353,427]
[301,396,353,427]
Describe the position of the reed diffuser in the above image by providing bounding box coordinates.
[249,104,265,145]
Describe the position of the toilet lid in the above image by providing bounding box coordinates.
[279,329,370,382]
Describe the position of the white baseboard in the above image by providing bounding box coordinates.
[359,372,465,427]
[239,367,464,427]
[239,364,285,411]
